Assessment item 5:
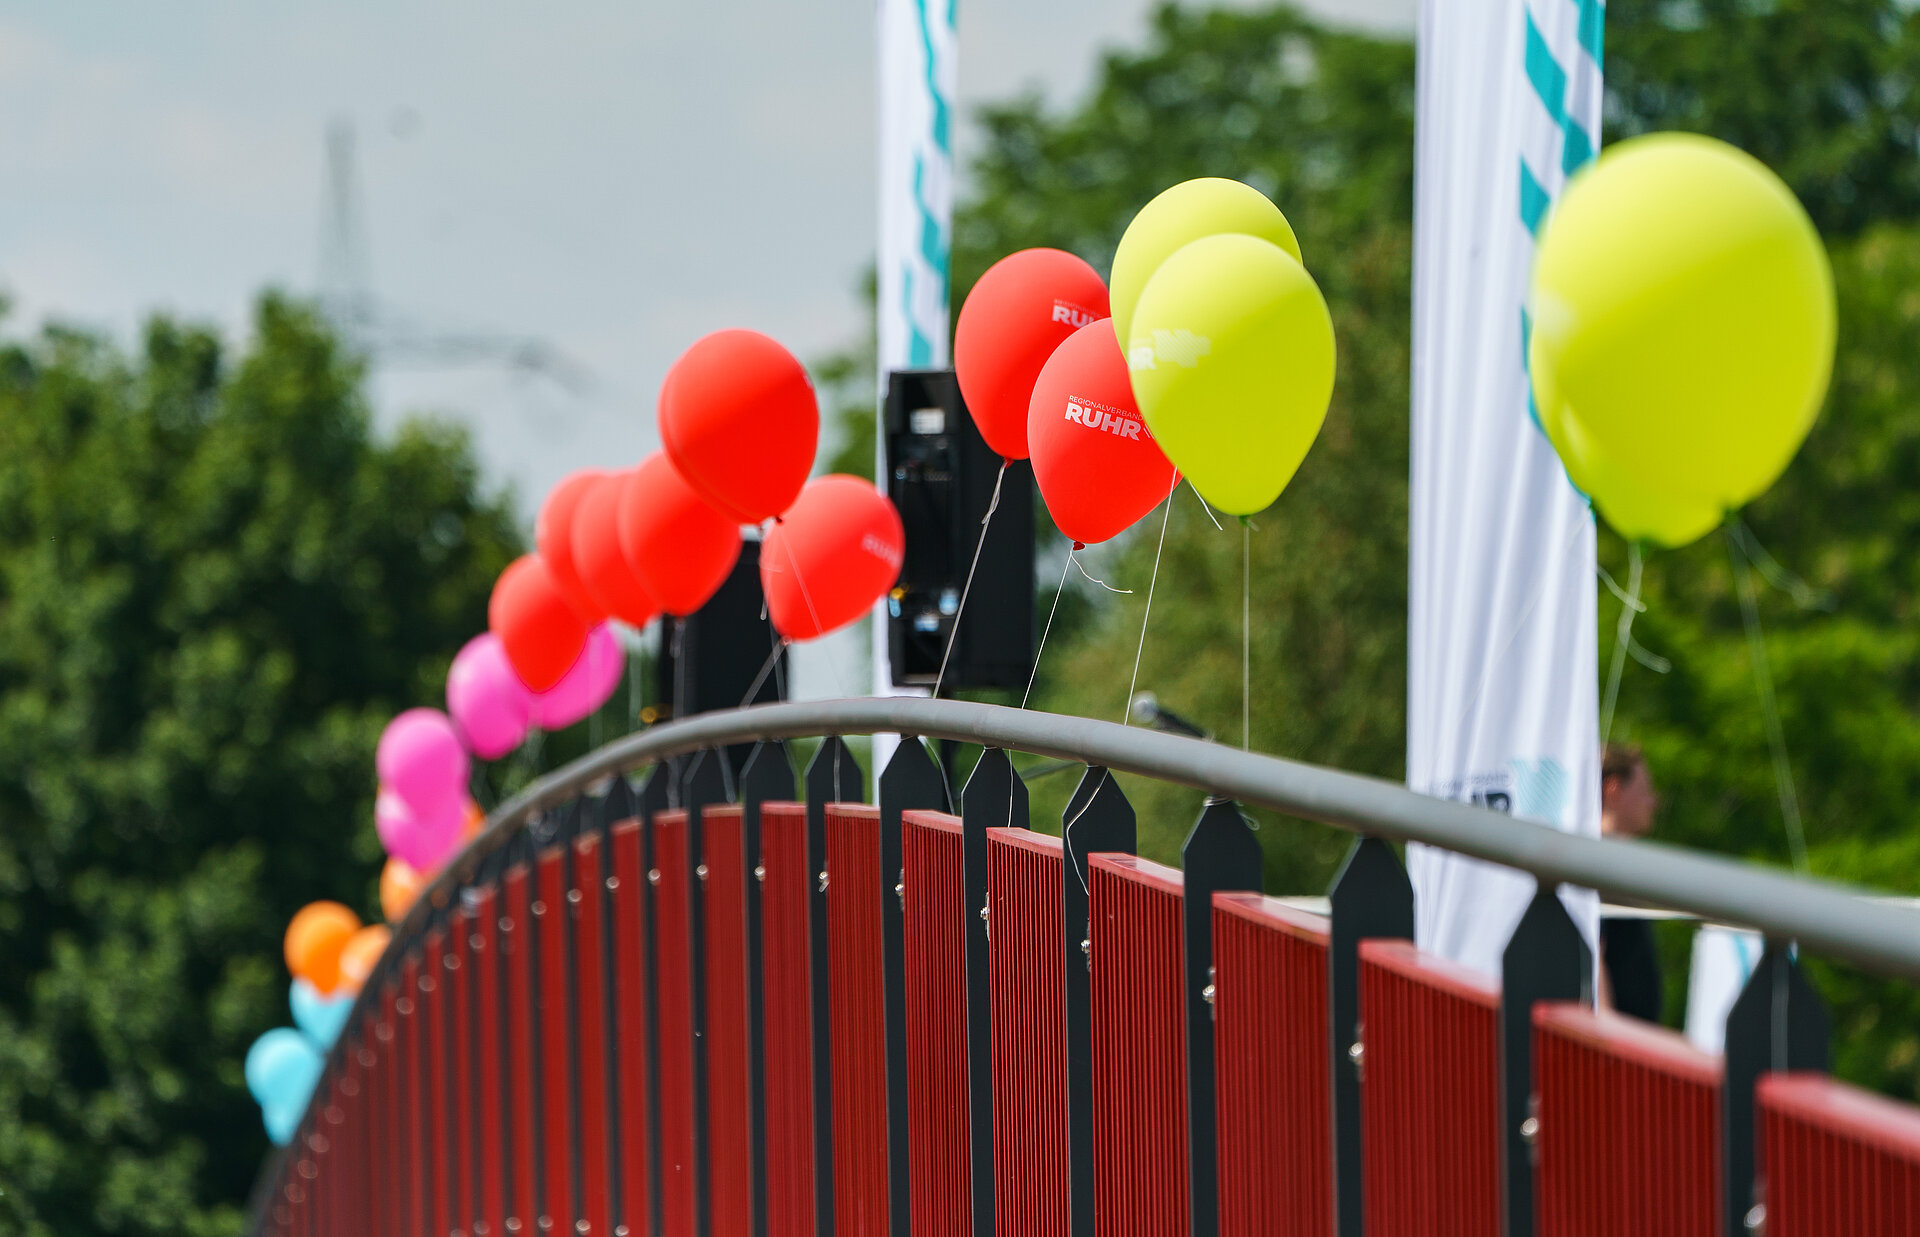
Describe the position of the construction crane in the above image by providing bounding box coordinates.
[316,118,592,394]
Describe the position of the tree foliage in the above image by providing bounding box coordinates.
[0,295,522,1234]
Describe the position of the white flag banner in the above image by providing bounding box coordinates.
[871,0,958,757]
[1406,0,1606,974]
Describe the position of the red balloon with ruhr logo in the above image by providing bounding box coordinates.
[1027,319,1179,546]
[955,248,1110,461]
[760,475,905,641]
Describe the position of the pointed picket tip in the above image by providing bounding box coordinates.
[804,735,867,806]
[680,747,731,810]
[1502,883,1592,996]
[1181,798,1262,880]
[739,739,797,806]
[598,773,639,828]
[962,748,1028,830]
[1327,834,1414,914]
[637,761,673,818]
[1063,767,1136,881]
[880,734,947,813]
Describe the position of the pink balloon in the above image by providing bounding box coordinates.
[531,623,626,730]
[375,709,471,817]
[374,787,464,871]
[446,634,535,760]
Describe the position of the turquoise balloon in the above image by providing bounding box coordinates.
[290,977,354,1051]
[262,1096,305,1147]
[244,1026,323,1113]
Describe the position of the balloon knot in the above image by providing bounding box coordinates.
[1071,541,1086,552]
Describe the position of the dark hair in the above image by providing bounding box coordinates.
[1601,742,1645,786]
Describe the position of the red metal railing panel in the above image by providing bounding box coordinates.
[655,808,699,1236]
[827,803,890,1237]
[1089,854,1190,1237]
[1760,1072,1920,1235]
[399,951,426,1237]
[423,928,450,1237]
[987,826,1067,1237]
[472,885,506,1237]
[536,846,577,1233]
[574,831,614,1237]
[1533,1003,1721,1237]
[1358,939,1502,1237]
[760,801,817,1237]
[379,985,402,1237]
[903,810,971,1237]
[609,817,653,1232]
[704,804,754,1237]
[447,908,476,1237]
[1211,893,1331,1237]
[504,864,540,1237]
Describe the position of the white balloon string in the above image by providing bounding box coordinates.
[933,459,1008,699]
[1730,515,1835,611]
[1069,551,1131,593]
[740,636,788,709]
[773,528,854,695]
[1062,766,1112,897]
[1190,478,1225,531]
[1022,550,1077,710]
[1124,471,1179,725]
[1728,528,1811,873]
[1599,542,1644,747]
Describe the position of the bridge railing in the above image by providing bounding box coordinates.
[250,698,1920,1237]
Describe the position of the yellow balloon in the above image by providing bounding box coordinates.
[1110,178,1303,353]
[1529,132,1834,517]
[1536,375,1723,546]
[1127,234,1335,515]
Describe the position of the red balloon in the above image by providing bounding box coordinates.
[569,472,662,628]
[1027,320,1179,546]
[955,248,1110,462]
[489,555,589,693]
[535,469,609,623]
[618,452,743,616]
[658,329,818,523]
[761,475,904,641]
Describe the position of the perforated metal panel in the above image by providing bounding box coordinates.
[1760,1072,1920,1235]
[573,831,614,1237]
[902,809,971,1237]
[654,808,699,1236]
[988,826,1068,1237]
[703,803,755,1237]
[1358,939,1501,1237]
[760,801,817,1237]
[1211,893,1331,1237]
[827,802,891,1237]
[1531,1003,1721,1237]
[608,817,654,1236]
[537,848,577,1232]
[503,865,540,1237]
[1089,854,1189,1237]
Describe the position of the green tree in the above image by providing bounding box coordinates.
[827,0,1920,1095]
[0,294,523,1235]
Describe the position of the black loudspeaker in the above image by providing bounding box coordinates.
[655,538,786,719]
[883,369,1034,691]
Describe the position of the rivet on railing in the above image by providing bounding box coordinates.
[341,1076,359,1097]
[1081,936,1091,964]
[471,934,484,951]
[325,1105,343,1125]
[696,863,710,881]
[396,998,414,1016]
[359,1046,378,1065]
[505,1219,522,1234]
[420,975,436,993]
[606,876,620,891]
[309,1132,330,1153]
[1202,964,1217,1019]
[445,952,460,970]
[614,1227,630,1237]
[567,889,583,905]
[1744,1204,1766,1233]
[1348,1036,1365,1081]
[649,868,662,886]
[475,1224,491,1237]
[895,874,906,906]
[1520,1116,1540,1145]
[538,1216,553,1232]
[817,870,829,893]
[577,1221,591,1234]
[981,899,990,940]
[753,864,766,883]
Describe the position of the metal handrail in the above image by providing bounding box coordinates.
[399,696,1920,982]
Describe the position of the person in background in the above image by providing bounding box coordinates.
[1599,742,1664,1021]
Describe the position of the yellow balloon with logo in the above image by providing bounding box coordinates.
[1126,233,1335,515]
[1529,132,1834,543]
[1110,178,1304,354]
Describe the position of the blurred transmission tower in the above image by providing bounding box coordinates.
[316,117,592,393]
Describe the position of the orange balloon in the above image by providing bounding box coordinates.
[380,857,427,923]
[337,925,393,992]
[462,799,485,841]
[284,901,361,995]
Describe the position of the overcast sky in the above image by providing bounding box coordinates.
[0,1,1414,694]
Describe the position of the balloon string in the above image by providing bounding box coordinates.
[1234,513,1259,760]
[1062,766,1112,897]
[1599,542,1644,747]
[1022,550,1077,710]
[1728,528,1811,873]
[773,531,855,694]
[933,459,1008,699]
[740,636,788,709]
[1190,479,1224,531]
[1729,515,1835,611]
[1069,550,1131,593]
[1124,472,1179,725]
